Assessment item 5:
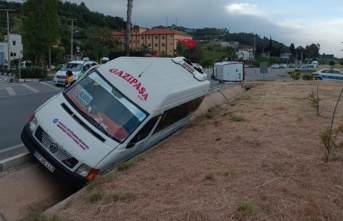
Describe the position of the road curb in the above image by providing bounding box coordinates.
[0,152,32,172]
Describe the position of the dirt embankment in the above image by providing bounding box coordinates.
[39,80,343,221]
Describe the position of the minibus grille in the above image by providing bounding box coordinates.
[34,126,79,168]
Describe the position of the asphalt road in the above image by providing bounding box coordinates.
[0,76,62,171]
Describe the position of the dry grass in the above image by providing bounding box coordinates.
[51,81,343,221]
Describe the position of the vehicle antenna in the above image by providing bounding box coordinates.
[138,62,153,77]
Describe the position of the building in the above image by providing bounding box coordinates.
[0,34,23,66]
[112,27,193,56]
[236,49,254,61]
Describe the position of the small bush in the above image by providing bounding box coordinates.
[204,173,215,181]
[288,70,301,80]
[303,73,314,80]
[16,66,48,79]
[234,201,259,219]
[229,113,245,122]
[309,89,320,116]
[86,191,104,203]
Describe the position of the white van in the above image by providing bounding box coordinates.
[212,61,245,82]
[21,57,210,186]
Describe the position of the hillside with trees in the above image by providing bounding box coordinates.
[0,0,323,68]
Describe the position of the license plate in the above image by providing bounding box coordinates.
[58,80,65,83]
[33,151,55,173]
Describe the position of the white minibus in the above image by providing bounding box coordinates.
[21,57,210,186]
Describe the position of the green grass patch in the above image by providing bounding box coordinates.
[86,191,105,203]
[229,113,245,122]
[108,192,137,202]
[22,212,62,221]
[234,201,260,218]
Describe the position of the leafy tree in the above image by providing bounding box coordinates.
[22,0,60,66]
[188,44,204,63]
[83,28,121,52]
[86,43,109,63]
[329,60,335,67]
[305,43,320,59]
[295,46,306,61]
[224,46,237,60]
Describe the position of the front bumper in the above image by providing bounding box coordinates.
[21,125,88,188]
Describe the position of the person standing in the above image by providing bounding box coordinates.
[65,70,74,88]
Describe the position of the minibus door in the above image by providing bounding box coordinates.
[126,116,160,152]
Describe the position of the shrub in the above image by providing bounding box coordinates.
[86,191,104,203]
[288,70,301,80]
[229,113,245,122]
[303,73,314,80]
[16,66,48,79]
[234,201,259,218]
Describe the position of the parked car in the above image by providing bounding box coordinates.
[271,64,279,69]
[53,60,98,86]
[279,63,287,68]
[313,69,343,80]
[288,63,296,68]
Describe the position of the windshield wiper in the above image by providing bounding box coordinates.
[80,112,111,137]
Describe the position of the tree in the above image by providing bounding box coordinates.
[290,43,296,57]
[125,0,133,56]
[22,0,60,66]
[305,43,320,59]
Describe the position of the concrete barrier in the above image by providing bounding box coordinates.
[195,83,246,117]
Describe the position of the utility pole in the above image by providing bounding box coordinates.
[68,19,77,61]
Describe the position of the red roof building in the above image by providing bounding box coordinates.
[112,27,193,56]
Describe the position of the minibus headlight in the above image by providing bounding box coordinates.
[76,164,99,181]
[28,114,38,132]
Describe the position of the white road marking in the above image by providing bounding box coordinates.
[22,84,39,93]
[6,87,16,95]
[0,77,7,82]
[0,144,24,154]
[40,82,61,90]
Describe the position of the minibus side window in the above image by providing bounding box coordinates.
[127,117,160,148]
[153,96,205,134]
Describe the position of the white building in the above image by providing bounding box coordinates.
[0,34,23,66]
[236,49,254,61]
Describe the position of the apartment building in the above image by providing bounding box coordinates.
[112,27,193,56]
[0,34,23,65]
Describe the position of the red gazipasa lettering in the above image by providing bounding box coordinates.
[109,68,149,101]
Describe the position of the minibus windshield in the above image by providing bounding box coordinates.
[64,71,147,142]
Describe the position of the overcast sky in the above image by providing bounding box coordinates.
[12,0,343,58]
